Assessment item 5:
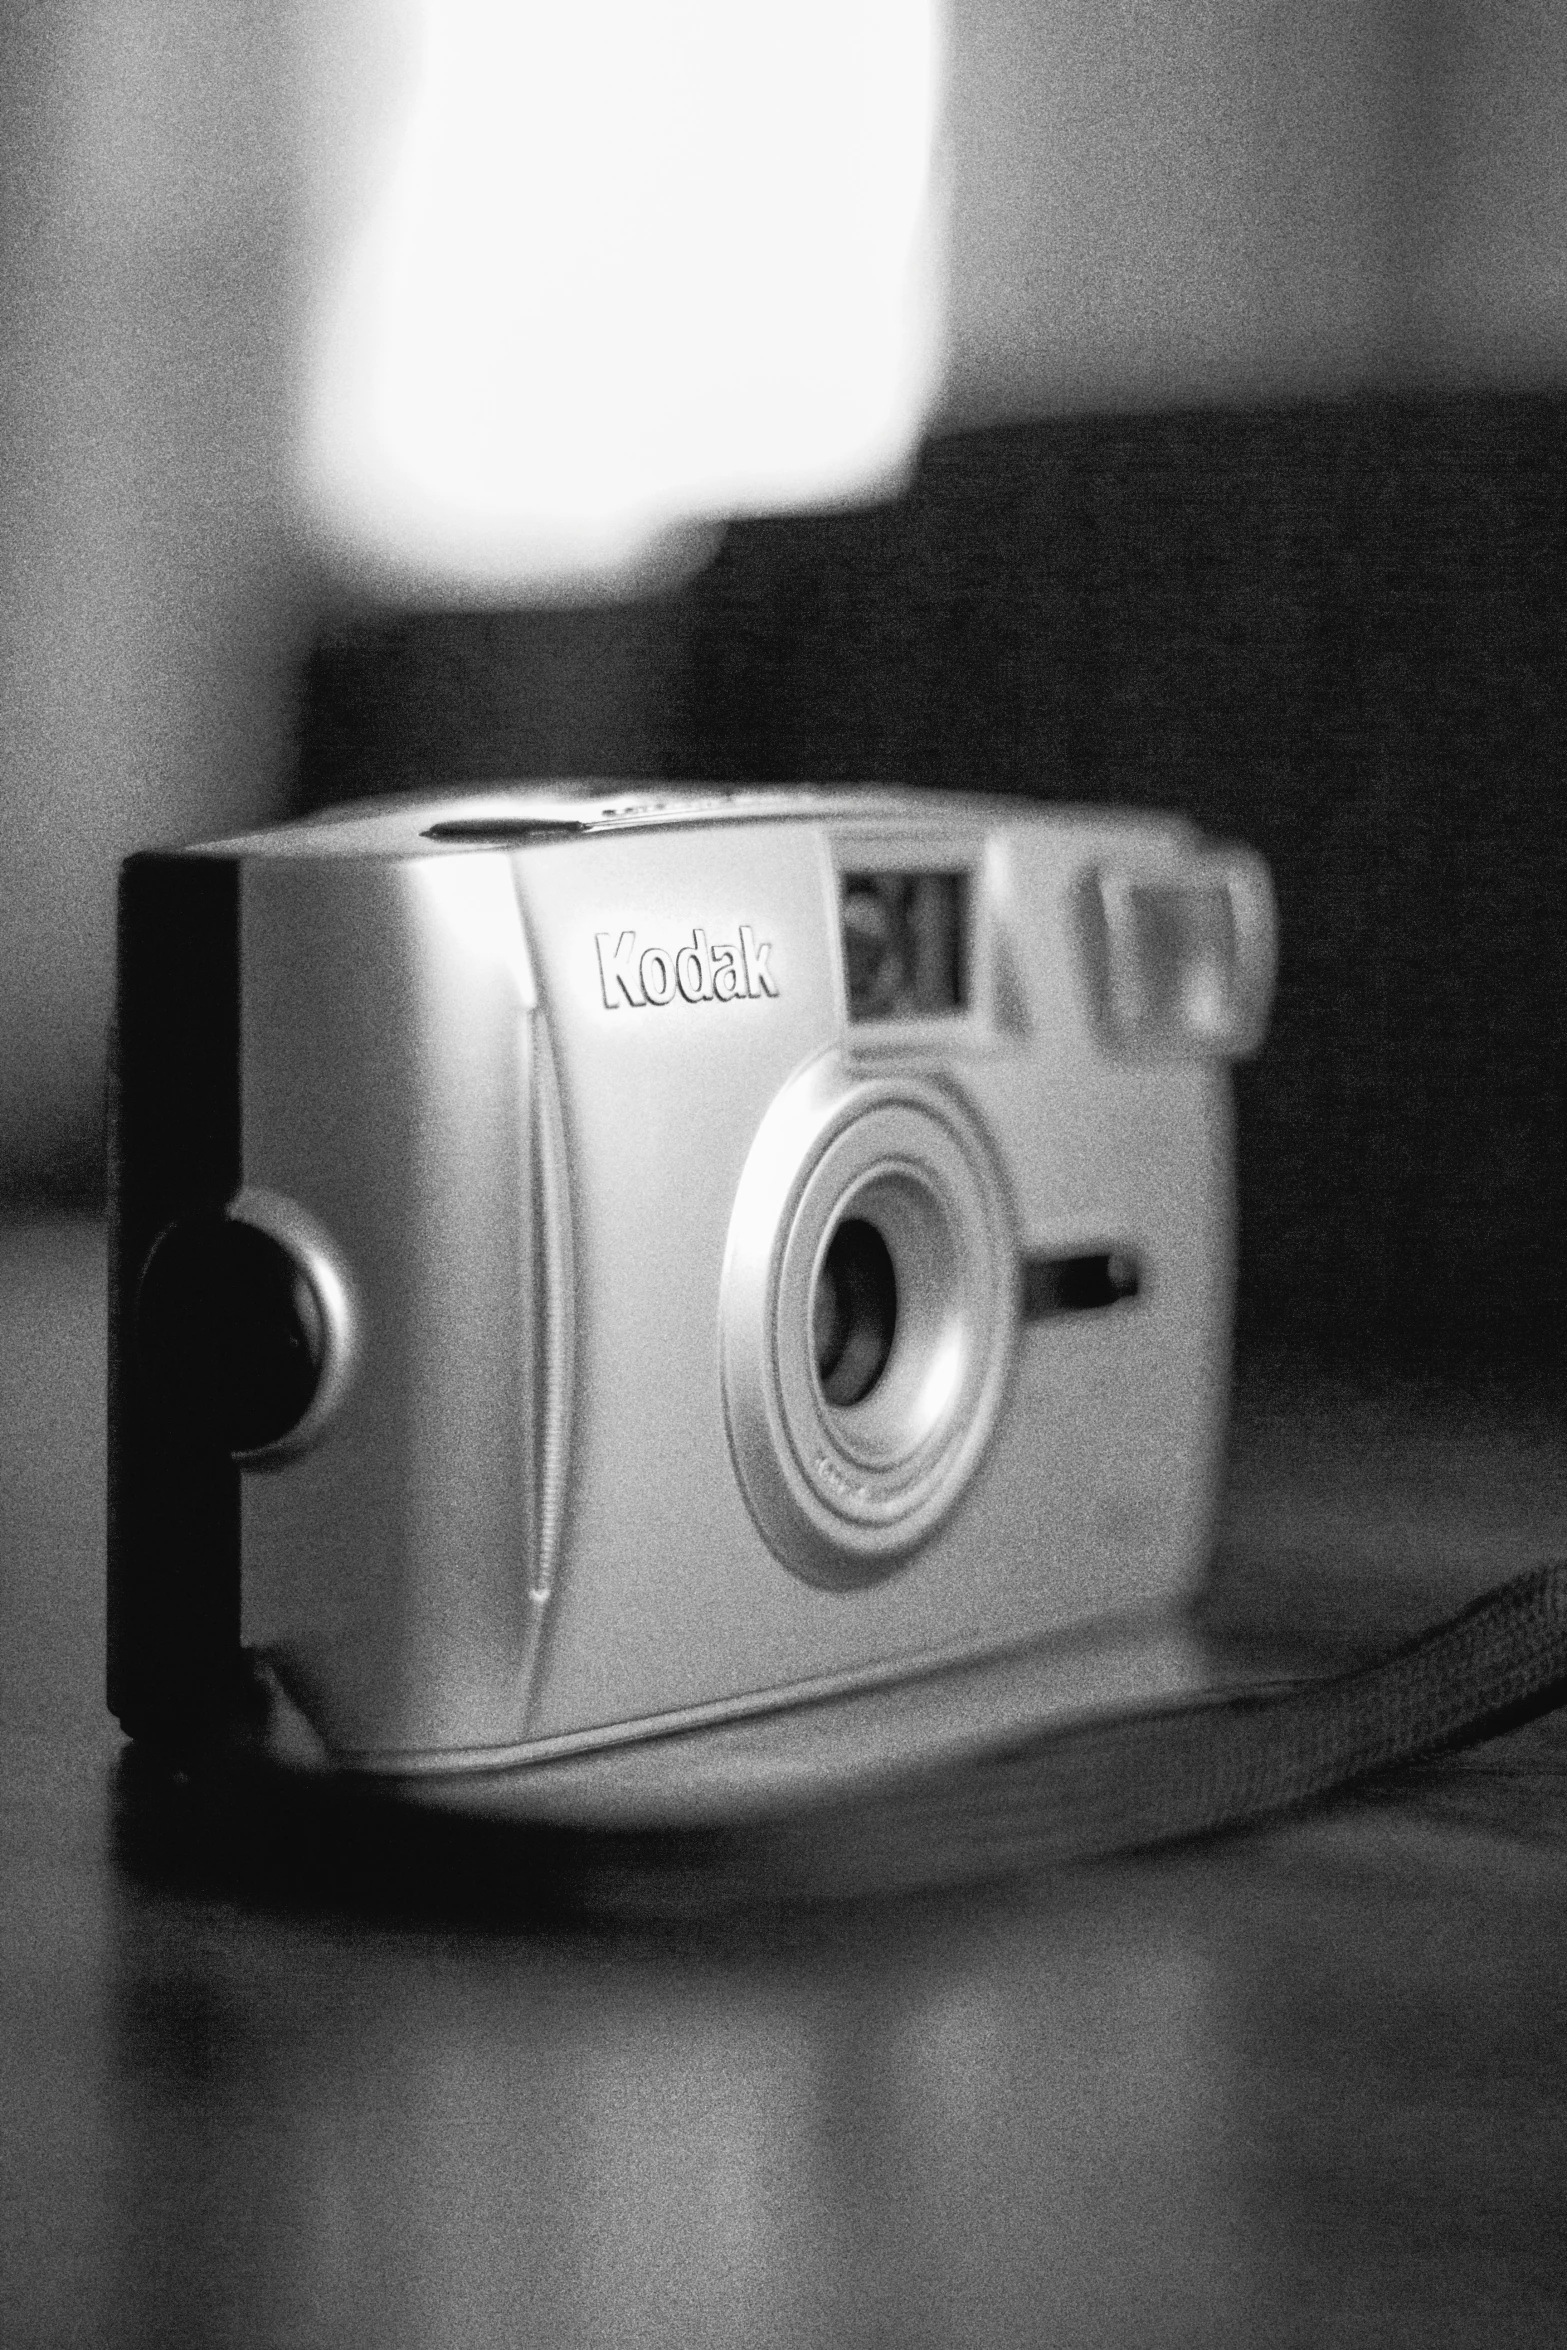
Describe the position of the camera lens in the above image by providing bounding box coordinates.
[721,1060,1016,1586]
[812,1217,897,1406]
[137,1216,326,1455]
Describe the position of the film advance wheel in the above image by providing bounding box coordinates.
[135,1196,356,1460]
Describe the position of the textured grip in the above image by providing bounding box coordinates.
[108,853,244,1750]
[530,1019,575,1607]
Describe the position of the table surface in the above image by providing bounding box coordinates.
[5,1215,1567,2349]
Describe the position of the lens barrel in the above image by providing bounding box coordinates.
[721,1057,1016,1588]
[813,1218,898,1406]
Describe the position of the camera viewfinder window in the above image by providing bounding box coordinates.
[842,872,968,1021]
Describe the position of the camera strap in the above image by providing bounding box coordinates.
[726,1556,1567,1904]
[502,1556,1567,1912]
[172,1557,1567,1919]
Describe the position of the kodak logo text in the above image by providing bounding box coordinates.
[597,926,778,1009]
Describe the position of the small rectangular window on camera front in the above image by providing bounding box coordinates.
[841,871,968,1021]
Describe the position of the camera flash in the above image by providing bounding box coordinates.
[1086,853,1275,1060]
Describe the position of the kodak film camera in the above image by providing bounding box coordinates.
[109,788,1275,1798]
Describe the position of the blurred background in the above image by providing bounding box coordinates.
[2,0,1564,1366]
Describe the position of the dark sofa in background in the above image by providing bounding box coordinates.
[299,394,1567,1375]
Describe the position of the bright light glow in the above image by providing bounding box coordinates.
[307,0,945,595]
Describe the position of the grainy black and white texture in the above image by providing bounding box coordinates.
[298,394,1567,1372]
[7,9,1567,2339]
[6,1224,1567,2345]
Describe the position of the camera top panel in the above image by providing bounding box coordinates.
[188,783,1273,1061]
[198,783,1026,860]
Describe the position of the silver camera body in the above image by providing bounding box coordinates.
[109,788,1274,1782]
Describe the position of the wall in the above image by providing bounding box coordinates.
[5,2,1567,1213]
[297,395,1567,1367]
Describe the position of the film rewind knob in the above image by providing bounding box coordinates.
[136,1216,327,1456]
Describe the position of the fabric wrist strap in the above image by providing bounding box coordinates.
[133,1560,1567,1918]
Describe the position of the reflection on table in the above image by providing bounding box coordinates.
[5,1218,1567,2348]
